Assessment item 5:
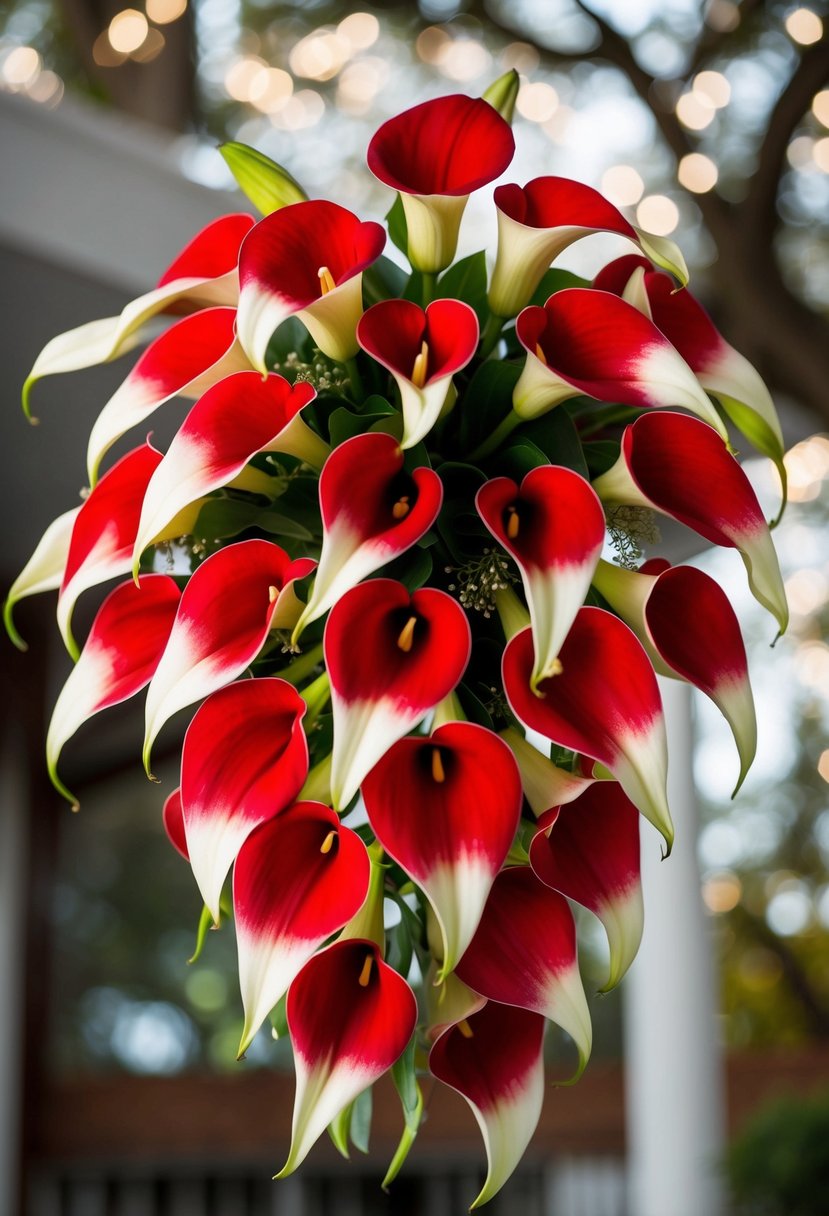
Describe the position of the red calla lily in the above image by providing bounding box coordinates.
[278,939,417,1176]
[530,782,643,990]
[180,678,309,923]
[477,465,605,689]
[513,289,726,436]
[234,802,370,1057]
[325,579,471,809]
[488,176,687,318]
[23,214,255,411]
[367,93,514,273]
[592,411,788,633]
[143,540,315,773]
[455,866,592,1078]
[592,557,757,793]
[361,721,522,977]
[236,200,386,370]
[133,372,326,572]
[503,610,673,852]
[430,1001,546,1209]
[87,307,250,485]
[46,575,181,807]
[594,255,785,495]
[292,432,443,644]
[357,298,478,448]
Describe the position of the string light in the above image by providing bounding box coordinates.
[601,165,644,207]
[678,152,719,193]
[636,195,679,235]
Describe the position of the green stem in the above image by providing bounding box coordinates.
[467,409,523,462]
[279,641,324,686]
[345,357,365,402]
[479,312,505,358]
[421,271,437,307]
[300,669,331,729]
[578,404,641,438]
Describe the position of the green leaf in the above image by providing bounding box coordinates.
[350,1086,373,1154]
[194,498,262,541]
[328,405,392,446]
[383,1037,424,1191]
[363,255,408,306]
[379,545,433,594]
[265,315,314,366]
[583,439,621,479]
[386,195,409,256]
[328,1103,352,1158]
[519,408,589,478]
[257,511,315,542]
[499,435,549,480]
[269,991,289,1040]
[457,682,495,730]
[219,142,307,215]
[458,360,522,454]
[436,461,489,562]
[438,251,489,325]
[529,267,588,307]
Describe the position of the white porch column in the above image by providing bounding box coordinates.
[623,678,726,1216]
[0,720,29,1216]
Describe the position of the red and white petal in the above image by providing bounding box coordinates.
[180,678,309,922]
[530,783,644,990]
[87,307,250,484]
[278,940,417,1176]
[592,412,788,633]
[234,803,370,1056]
[46,575,180,806]
[325,580,471,810]
[162,788,189,861]
[477,467,605,688]
[57,441,163,658]
[503,611,674,852]
[236,201,386,370]
[293,433,443,641]
[455,867,592,1077]
[514,290,727,437]
[132,373,322,570]
[499,726,596,815]
[429,1001,546,1209]
[23,214,254,407]
[142,540,315,772]
[4,505,79,650]
[361,723,522,976]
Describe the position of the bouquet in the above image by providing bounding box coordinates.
[5,71,788,1207]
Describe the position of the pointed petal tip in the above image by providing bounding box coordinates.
[3,598,28,652]
[48,759,80,811]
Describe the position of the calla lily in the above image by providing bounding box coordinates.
[278,939,417,1176]
[132,372,326,574]
[57,441,163,658]
[529,783,643,990]
[503,609,673,852]
[143,539,315,773]
[180,678,309,923]
[513,289,727,439]
[291,432,443,645]
[4,505,79,651]
[87,307,250,485]
[594,255,786,506]
[488,176,688,319]
[361,722,522,978]
[591,411,788,634]
[236,200,386,371]
[234,802,370,1057]
[477,465,605,689]
[429,1001,546,1209]
[367,94,514,273]
[23,214,255,414]
[162,788,189,861]
[46,575,181,807]
[592,557,757,793]
[455,866,592,1079]
[325,579,471,810]
[499,726,597,814]
[357,299,479,449]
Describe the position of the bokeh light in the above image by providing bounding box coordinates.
[785,7,823,45]
[678,152,719,193]
[636,194,679,234]
[601,164,645,206]
[108,9,149,55]
[516,80,559,123]
[676,91,715,131]
[145,0,187,24]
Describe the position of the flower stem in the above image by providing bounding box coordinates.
[421,271,437,307]
[479,312,504,358]
[467,409,522,462]
[280,641,324,685]
[300,669,331,729]
[345,356,365,402]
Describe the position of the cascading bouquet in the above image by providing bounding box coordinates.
[5,72,789,1207]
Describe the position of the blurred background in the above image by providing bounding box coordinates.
[0,1,827,1214]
